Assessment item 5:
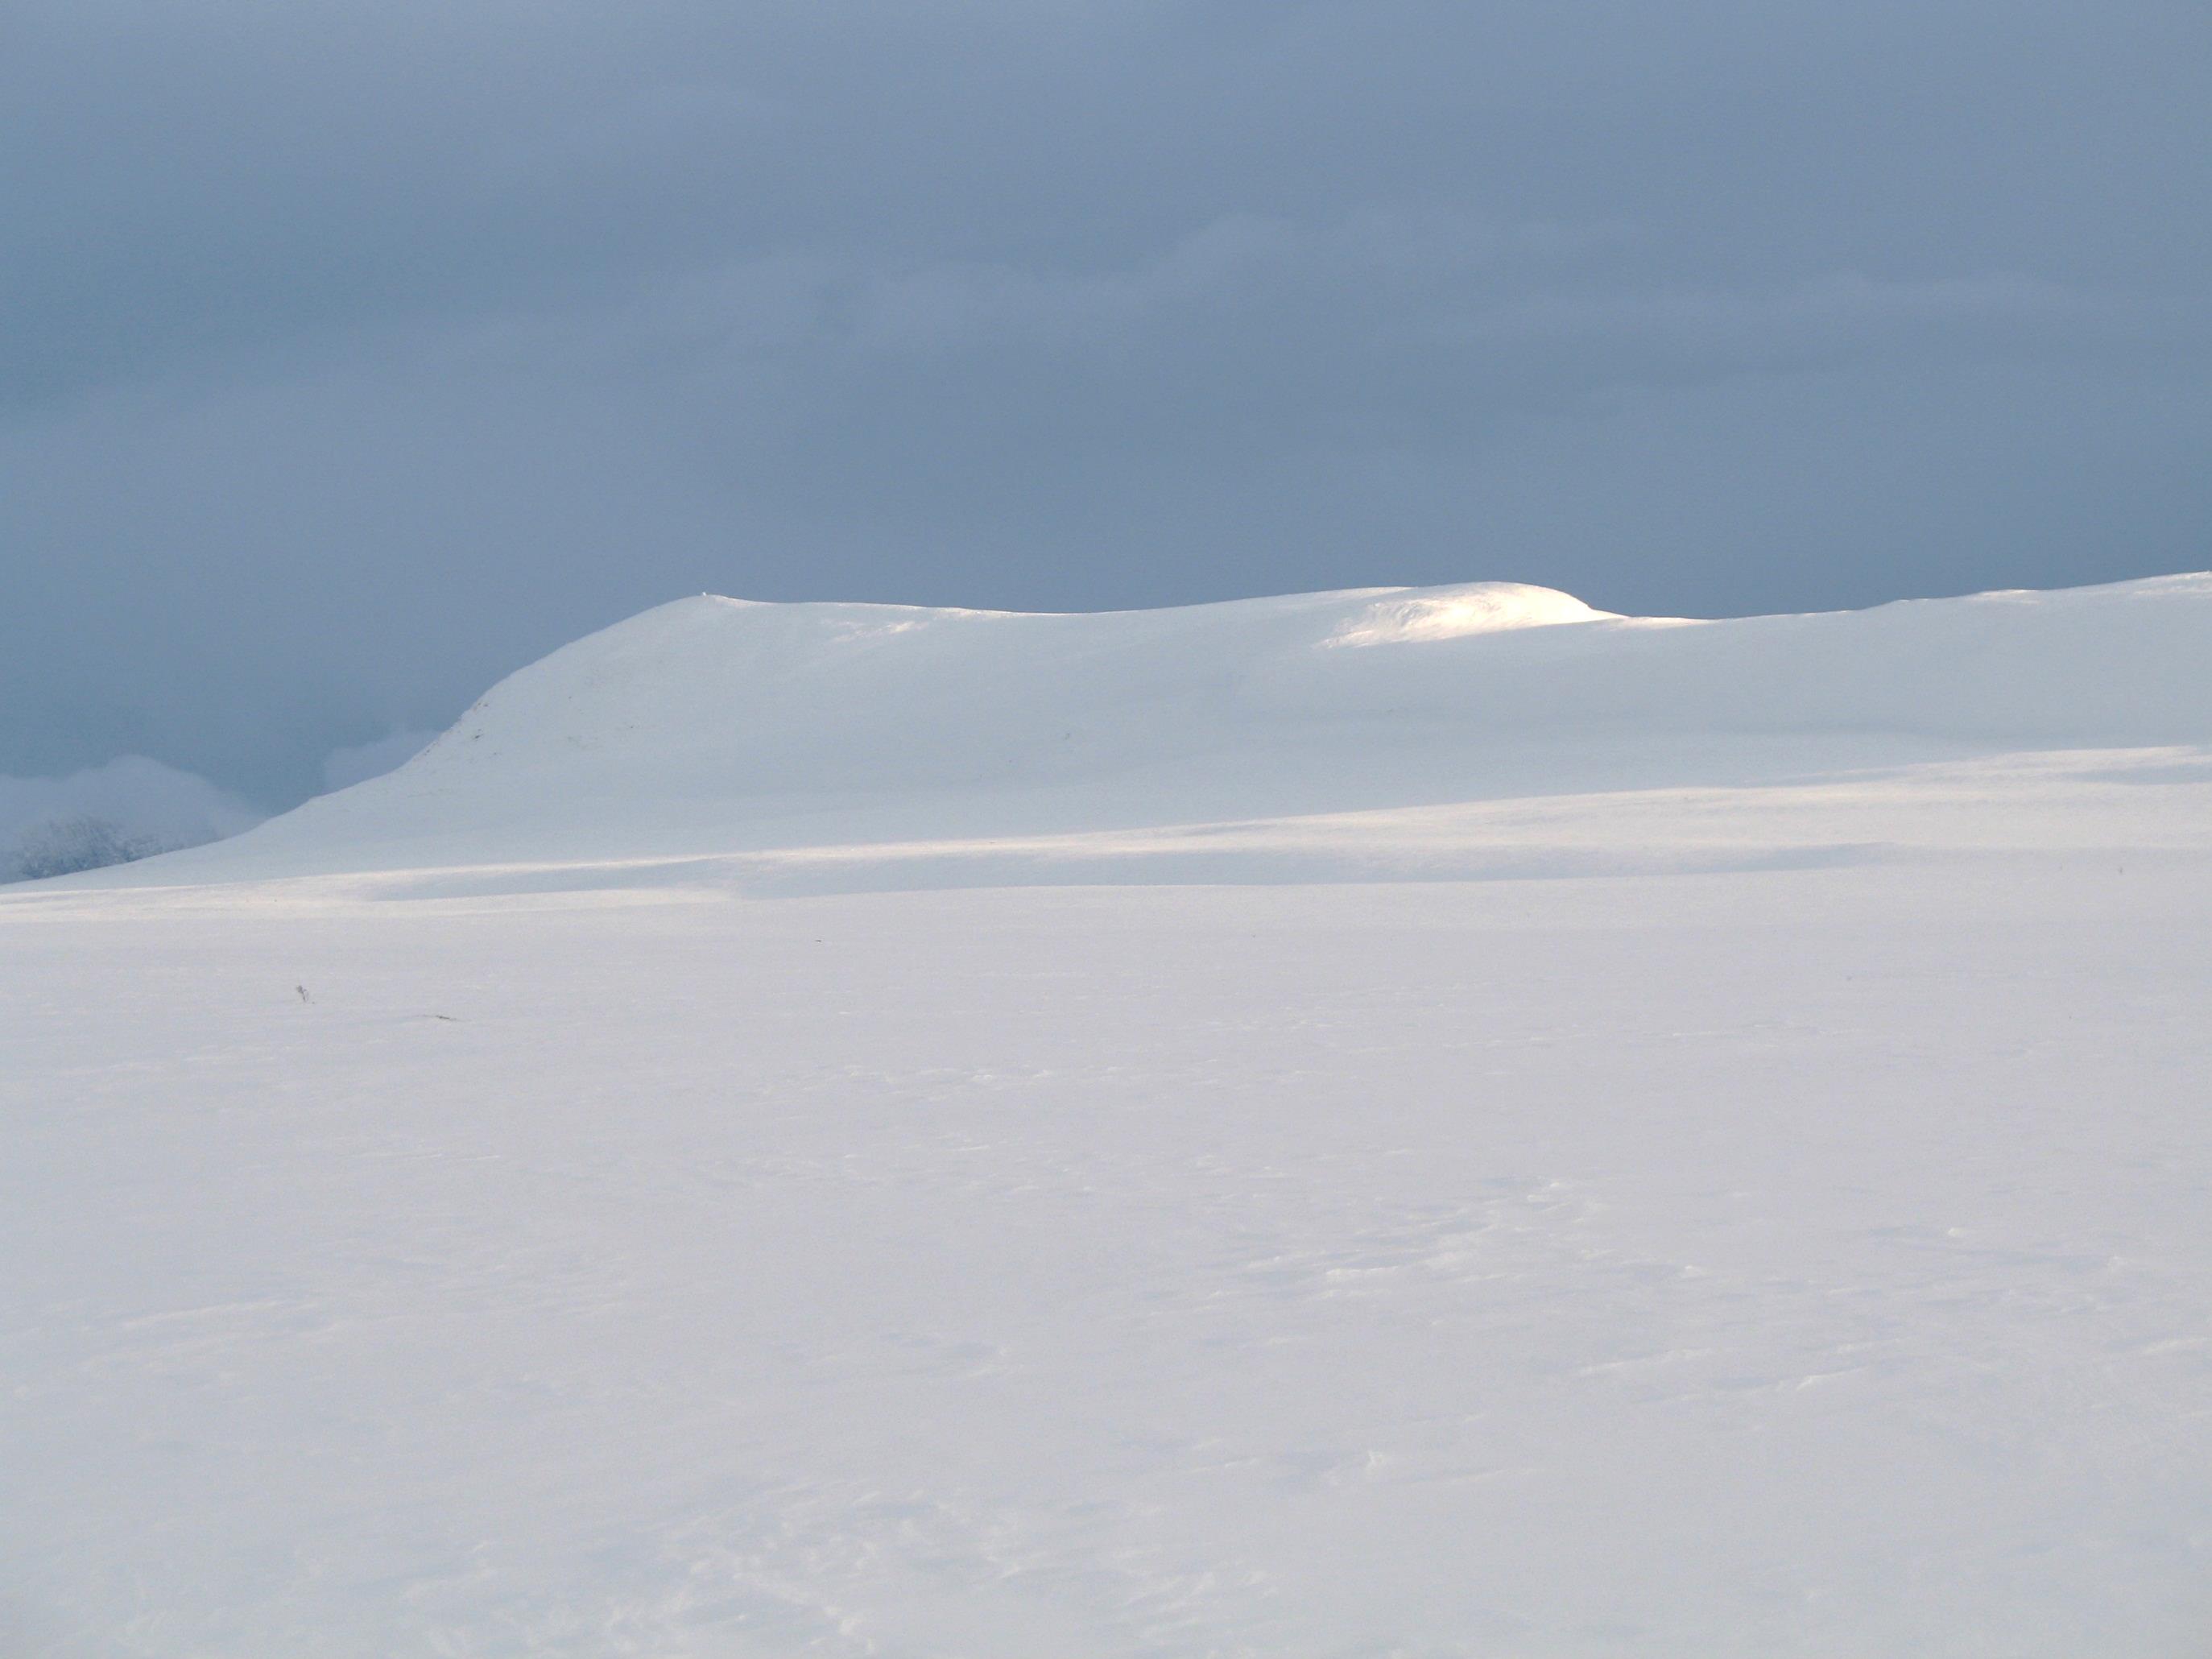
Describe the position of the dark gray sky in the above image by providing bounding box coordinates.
[6,0,2210,806]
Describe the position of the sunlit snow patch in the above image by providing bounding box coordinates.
[1323,581,1610,646]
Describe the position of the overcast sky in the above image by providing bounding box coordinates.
[5,0,2210,806]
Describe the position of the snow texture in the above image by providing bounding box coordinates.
[5,575,2212,1655]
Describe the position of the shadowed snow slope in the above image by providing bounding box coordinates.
[127,573,2212,880]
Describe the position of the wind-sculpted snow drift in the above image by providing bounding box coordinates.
[147,573,2212,880]
[9,576,2212,1657]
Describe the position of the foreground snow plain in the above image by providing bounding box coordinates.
[6,577,2212,1656]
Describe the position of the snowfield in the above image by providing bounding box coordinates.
[6,577,2212,1656]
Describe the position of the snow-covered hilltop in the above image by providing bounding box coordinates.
[147,573,2212,878]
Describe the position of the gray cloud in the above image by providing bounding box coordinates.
[4,0,2210,804]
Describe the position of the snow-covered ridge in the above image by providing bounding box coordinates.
[139,573,2212,877]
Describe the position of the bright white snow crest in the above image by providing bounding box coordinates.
[8,573,2212,1656]
[1324,581,1610,644]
